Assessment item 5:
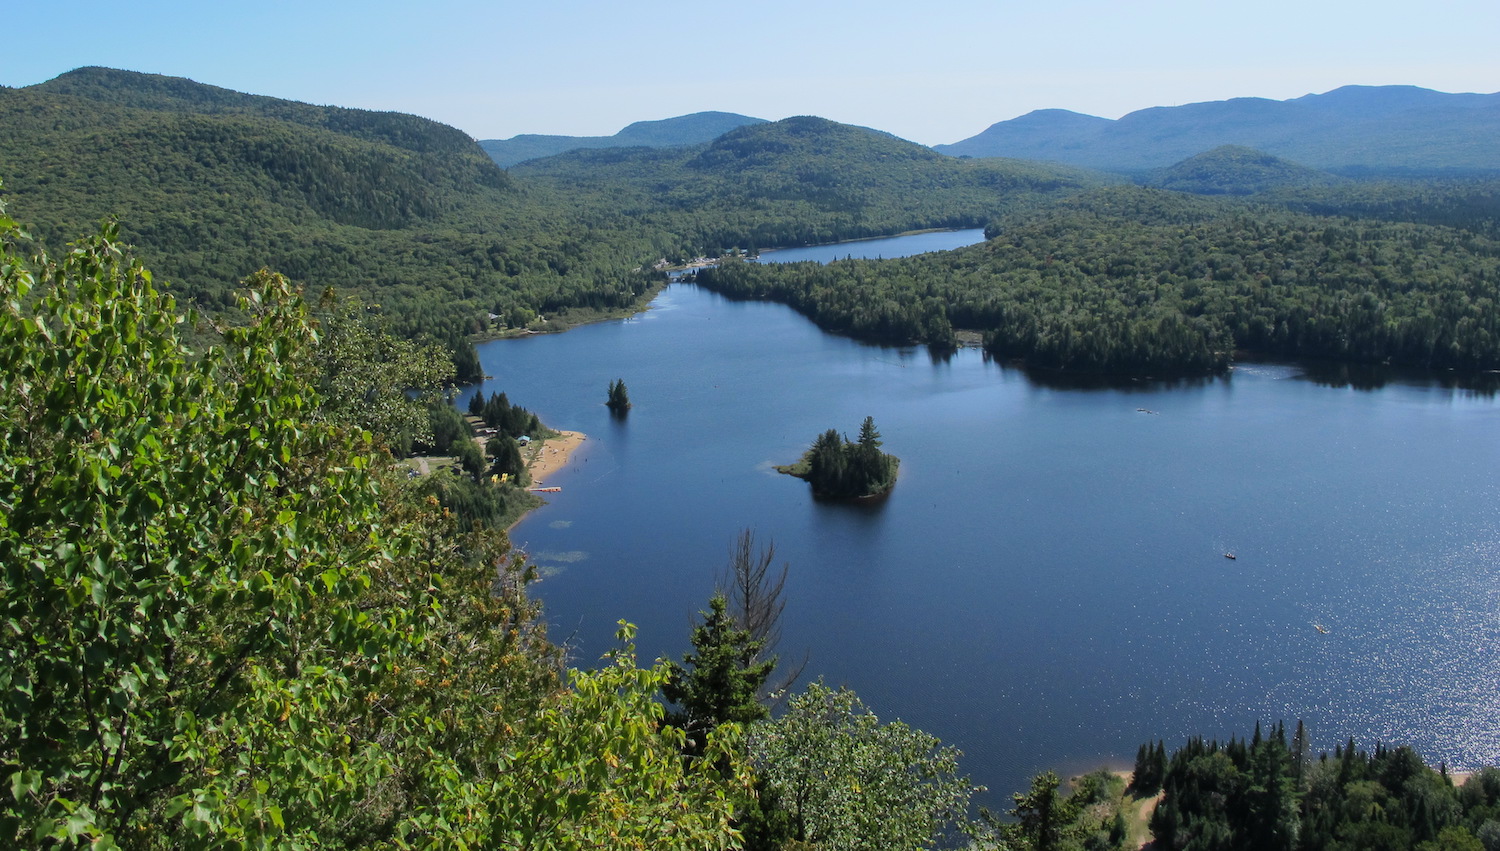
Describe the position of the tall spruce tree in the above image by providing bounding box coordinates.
[662,594,774,754]
[606,378,631,410]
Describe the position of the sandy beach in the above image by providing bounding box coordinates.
[524,430,586,487]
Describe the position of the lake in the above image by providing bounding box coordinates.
[465,239,1499,808]
[754,228,986,264]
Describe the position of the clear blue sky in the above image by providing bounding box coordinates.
[6,0,1497,146]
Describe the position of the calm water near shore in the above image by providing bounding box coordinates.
[465,233,1500,808]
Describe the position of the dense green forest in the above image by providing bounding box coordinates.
[512,115,1110,254]
[698,184,1500,374]
[0,210,749,847]
[1142,146,1345,196]
[0,68,672,350]
[6,67,1500,848]
[1135,725,1500,851]
[17,70,1499,379]
[6,69,1499,381]
[0,69,1103,362]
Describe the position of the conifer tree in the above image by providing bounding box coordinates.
[606,377,632,410]
[486,433,527,484]
[662,594,773,754]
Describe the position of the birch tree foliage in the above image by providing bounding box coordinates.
[746,681,976,851]
[0,200,744,849]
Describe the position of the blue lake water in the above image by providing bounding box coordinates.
[466,256,1500,808]
[754,227,986,264]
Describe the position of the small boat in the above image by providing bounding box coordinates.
[1223,552,1236,560]
[1314,624,1329,634]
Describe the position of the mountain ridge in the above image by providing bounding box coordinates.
[0,67,671,339]
[936,85,1500,173]
[480,111,767,167]
[35,66,481,156]
[512,115,1110,250]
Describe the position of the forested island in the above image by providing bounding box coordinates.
[606,378,632,411]
[777,417,899,499]
[3,65,1499,848]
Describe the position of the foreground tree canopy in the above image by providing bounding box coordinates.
[746,681,976,851]
[0,204,745,848]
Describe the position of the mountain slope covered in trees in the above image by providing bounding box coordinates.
[5,69,1499,381]
[514,115,1113,251]
[0,68,670,342]
[0,70,1103,345]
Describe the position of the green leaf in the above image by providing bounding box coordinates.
[10,769,41,800]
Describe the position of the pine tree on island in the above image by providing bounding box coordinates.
[778,416,899,499]
[606,378,632,411]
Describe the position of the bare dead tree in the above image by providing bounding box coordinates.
[718,528,806,703]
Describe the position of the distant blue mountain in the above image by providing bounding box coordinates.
[480,111,767,167]
[936,86,1500,173]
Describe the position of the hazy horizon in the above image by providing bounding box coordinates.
[8,0,1499,147]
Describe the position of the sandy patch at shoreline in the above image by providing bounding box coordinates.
[526,430,586,486]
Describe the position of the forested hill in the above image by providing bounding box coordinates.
[0,68,672,340]
[480,111,767,167]
[0,71,1104,343]
[1143,146,1345,196]
[937,85,1500,173]
[514,115,1113,251]
[696,184,1500,374]
[34,66,484,156]
[9,69,1499,381]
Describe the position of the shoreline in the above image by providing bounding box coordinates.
[507,430,587,532]
[525,429,586,487]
